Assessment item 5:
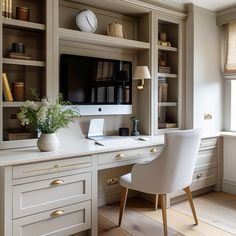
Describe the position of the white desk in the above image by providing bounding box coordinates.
[0,136,164,236]
[0,135,219,236]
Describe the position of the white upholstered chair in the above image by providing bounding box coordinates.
[118,129,202,236]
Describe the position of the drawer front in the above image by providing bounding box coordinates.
[13,172,91,219]
[97,146,160,165]
[13,201,91,236]
[192,168,218,187]
[195,149,217,171]
[13,155,92,179]
[200,138,218,150]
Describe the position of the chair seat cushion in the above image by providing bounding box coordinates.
[119,173,132,189]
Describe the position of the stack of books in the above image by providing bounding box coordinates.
[158,66,171,74]
[2,0,12,18]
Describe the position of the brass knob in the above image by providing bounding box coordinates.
[50,210,64,217]
[51,179,64,186]
[150,148,157,153]
[196,173,202,179]
[54,164,61,169]
[115,153,125,159]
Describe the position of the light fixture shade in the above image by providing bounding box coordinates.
[133,66,151,80]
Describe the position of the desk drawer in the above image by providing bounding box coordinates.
[13,201,91,236]
[13,172,91,219]
[195,149,217,171]
[97,146,159,165]
[200,138,218,150]
[13,155,92,179]
[192,167,218,188]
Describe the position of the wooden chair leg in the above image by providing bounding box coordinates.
[118,186,128,226]
[155,194,159,210]
[160,194,168,236]
[183,186,198,225]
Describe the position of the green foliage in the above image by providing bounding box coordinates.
[17,97,80,134]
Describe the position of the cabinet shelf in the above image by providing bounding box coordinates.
[2,18,45,31]
[3,58,45,67]
[158,102,177,107]
[158,73,177,78]
[58,28,150,51]
[158,45,177,52]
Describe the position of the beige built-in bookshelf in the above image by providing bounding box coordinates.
[0,0,186,149]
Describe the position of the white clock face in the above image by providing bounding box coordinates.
[76,9,98,33]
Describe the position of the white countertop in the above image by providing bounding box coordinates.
[0,136,165,167]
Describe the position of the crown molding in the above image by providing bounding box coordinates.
[216,7,236,25]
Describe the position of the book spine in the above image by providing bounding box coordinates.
[5,0,8,18]
[9,0,12,18]
[2,0,5,17]
[2,73,13,102]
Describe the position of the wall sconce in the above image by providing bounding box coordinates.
[133,66,151,90]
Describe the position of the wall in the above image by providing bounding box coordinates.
[186,5,223,135]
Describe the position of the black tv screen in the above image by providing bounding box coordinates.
[60,54,132,105]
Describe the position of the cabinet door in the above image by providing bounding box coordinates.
[13,201,91,236]
[13,172,91,218]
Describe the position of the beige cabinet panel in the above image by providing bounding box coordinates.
[13,172,91,219]
[13,201,91,236]
[12,155,92,179]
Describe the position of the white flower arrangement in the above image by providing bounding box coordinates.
[17,96,80,134]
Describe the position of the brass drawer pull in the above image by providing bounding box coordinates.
[50,210,64,217]
[51,179,64,186]
[150,148,157,153]
[196,173,202,179]
[54,164,61,169]
[115,153,125,159]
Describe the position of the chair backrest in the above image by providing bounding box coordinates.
[132,129,202,194]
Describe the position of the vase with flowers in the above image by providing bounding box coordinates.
[17,95,80,151]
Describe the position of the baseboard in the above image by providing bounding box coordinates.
[222,179,236,195]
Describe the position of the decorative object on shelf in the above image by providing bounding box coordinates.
[2,73,13,102]
[130,116,140,136]
[158,122,177,129]
[9,52,31,60]
[3,130,36,141]
[16,6,30,21]
[158,83,168,102]
[76,9,97,33]
[17,95,80,151]
[133,66,151,91]
[107,22,127,39]
[12,42,25,53]
[10,42,31,60]
[12,82,25,101]
[119,127,129,136]
[159,32,171,47]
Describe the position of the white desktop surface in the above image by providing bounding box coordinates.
[0,135,165,167]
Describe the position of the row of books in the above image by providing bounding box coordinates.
[158,66,171,74]
[96,61,114,80]
[2,0,12,18]
[2,73,13,102]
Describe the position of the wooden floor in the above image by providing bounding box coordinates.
[98,191,236,236]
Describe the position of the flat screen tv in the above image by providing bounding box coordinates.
[60,54,132,115]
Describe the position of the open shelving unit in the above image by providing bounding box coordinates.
[156,19,180,131]
[0,0,46,147]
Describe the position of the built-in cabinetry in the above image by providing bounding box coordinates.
[0,0,47,148]
[0,136,220,236]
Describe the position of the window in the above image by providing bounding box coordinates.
[225,22,236,74]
